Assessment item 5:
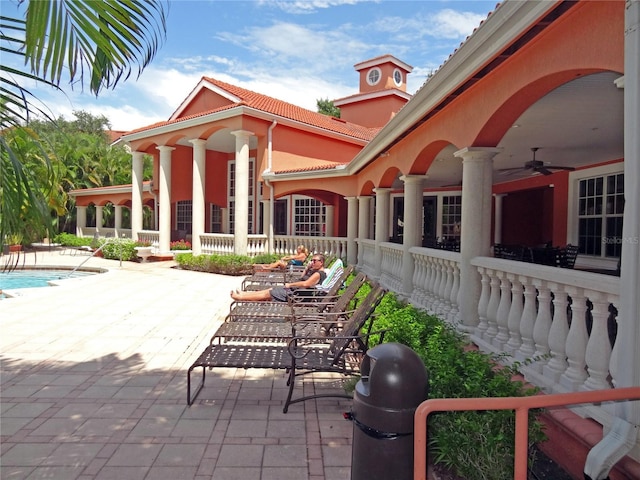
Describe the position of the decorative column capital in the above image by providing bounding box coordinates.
[156,145,175,154]
[373,187,392,195]
[454,146,501,162]
[230,130,254,140]
[399,174,428,185]
[189,138,207,147]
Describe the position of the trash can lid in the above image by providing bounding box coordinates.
[362,343,428,408]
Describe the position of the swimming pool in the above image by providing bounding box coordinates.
[0,267,104,291]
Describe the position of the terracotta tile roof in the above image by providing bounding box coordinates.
[272,162,343,175]
[125,77,378,142]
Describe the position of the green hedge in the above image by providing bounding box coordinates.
[368,293,545,480]
[174,253,254,275]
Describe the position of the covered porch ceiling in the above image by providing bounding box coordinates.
[418,71,624,189]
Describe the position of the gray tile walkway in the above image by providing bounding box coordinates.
[2,250,436,480]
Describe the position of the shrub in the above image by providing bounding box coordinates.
[368,294,545,480]
[54,232,93,247]
[174,253,253,275]
[251,253,280,264]
[98,238,138,261]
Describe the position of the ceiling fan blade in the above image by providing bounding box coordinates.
[535,167,554,176]
[546,165,576,171]
[497,167,526,175]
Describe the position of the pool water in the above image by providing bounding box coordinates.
[0,269,97,290]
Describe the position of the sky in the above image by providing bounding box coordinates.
[4,0,498,132]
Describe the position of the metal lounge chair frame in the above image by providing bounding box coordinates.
[227,263,354,322]
[186,283,387,412]
[213,272,369,342]
[242,255,339,291]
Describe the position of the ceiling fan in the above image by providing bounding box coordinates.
[499,147,575,176]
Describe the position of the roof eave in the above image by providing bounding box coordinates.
[120,106,371,145]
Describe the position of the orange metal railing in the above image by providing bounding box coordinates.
[414,386,640,480]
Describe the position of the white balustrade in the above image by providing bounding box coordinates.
[470,257,619,406]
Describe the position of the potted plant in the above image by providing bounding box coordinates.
[5,233,24,253]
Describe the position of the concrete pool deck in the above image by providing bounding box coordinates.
[0,249,437,480]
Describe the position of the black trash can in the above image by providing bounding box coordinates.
[349,342,429,480]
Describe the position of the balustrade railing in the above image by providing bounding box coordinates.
[471,256,620,425]
[410,247,462,324]
[357,239,377,278]
[379,242,404,293]
[138,230,159,248]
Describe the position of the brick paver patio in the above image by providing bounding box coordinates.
[1,250,377,480]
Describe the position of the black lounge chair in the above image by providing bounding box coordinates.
[213,272,369,342]
[186,283,387,412]
[227,263,354,322]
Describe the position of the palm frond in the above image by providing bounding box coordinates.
[24,0,167,96]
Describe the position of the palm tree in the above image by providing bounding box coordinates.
[1,0,167,250]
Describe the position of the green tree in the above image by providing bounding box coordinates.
[1,0,167,250]
[21,111,141,233]
[317,98,340,118]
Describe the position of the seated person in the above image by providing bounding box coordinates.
[254,245,308,271]
[232,254,326,302]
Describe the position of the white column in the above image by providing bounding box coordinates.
[400,175,427,296]
[358,196,372,240]
[585,3,640,466]
[95,206,103,233]
[221,207,228,234]
[374,187,391,279]
[261,199,271,238]
[357,195,372,265]
[231,130,253,256]
[190,138,206,255]
[618,0,640,414]
[131,151,144,241]
[114,205,122,236]
[157,145,174,253]
[345,196,358,265]
[493,193,506,245]
[454,147,500,329]
[76,206,87,237]
[325,205,335,237]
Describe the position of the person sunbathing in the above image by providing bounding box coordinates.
[232,254,326,302]
[253,245,309,271]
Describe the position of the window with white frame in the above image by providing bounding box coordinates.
[367,67,381,86]
[441,195,462,240]
[294,197,325,236]
[578,173,624,258]
[210,204,222,233]
[176,200,192,233]
[228,159,255,234]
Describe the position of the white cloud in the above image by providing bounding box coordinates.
[216,21,369,74]
[257,0,368,14]
[430,9,486,39]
